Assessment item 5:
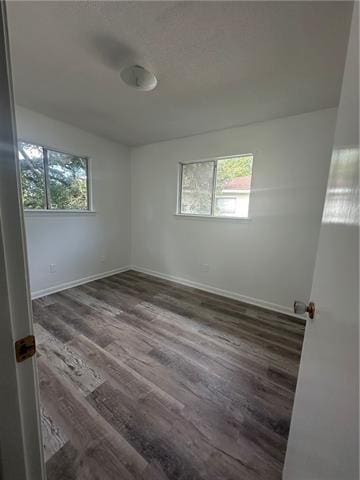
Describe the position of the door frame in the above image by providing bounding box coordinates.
[0,2,45,479]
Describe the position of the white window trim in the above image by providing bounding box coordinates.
[176,153,254,220]
[24,209,96,217]
[174,213,252,222]
[18,139,93,212]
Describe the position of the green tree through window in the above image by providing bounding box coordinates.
[48,150,88,210]
[181,161,214,215]
[18,141,89,210]
[18,142,46,209]
[216,155,253,191]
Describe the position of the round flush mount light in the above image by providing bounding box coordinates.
[120,65,157,91]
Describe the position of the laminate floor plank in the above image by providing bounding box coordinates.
[33,301,76,343]
[71,334,184,415]
[116,270,306,332]
[34,270,305,479]
[106,300,300,396]
[89,275,299,370]
[106,311,296,397]
[40,404,67,462]
[106,338,291,453]
[133,291,304,354]
[89,278,303,363]
[38,359,148,480]
[45,296,114,348]
[172,295,304,345]
[131,300,301,375]
[45,442,80,480]
[111,273,304,341]
[35,324,106,395]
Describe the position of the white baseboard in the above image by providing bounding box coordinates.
[31,266,131,299]
[130,265,305,320]
[31,263,304,321]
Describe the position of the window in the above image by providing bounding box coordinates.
[178,154,253,218]
[180,161,215,215]
[18,141,90,211]
[216,197,236,215]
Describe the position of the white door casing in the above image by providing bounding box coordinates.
[0,3,45,479]
[283,4,359,479]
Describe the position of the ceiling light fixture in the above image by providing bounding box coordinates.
[120,64,157,91]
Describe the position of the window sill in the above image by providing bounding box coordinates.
[24,209,96,217]
[174,213,251,222]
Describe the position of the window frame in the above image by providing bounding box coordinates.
[18,139,92,213]
[177,153,254,220]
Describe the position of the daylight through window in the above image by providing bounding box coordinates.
[179,155,253,218]
[18,141,90,211]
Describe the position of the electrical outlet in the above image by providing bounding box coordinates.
[49,264,56,273]
[200,263,210,273]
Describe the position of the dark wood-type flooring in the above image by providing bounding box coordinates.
[33,270,305,480]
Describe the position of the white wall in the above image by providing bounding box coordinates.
[18,106,337,310]
[284,4,359,478]
[15,106,131,297]
[131,108,336,312]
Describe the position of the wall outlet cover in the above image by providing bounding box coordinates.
[200,263,210,273]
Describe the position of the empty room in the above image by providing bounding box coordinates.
[0,1,358,480]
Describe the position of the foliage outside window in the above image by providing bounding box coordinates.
[179,155,253,218]
[18,141,89,211]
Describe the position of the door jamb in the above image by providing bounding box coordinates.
[0,2,45,479]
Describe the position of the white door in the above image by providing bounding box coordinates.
[0,3,45,480]
[284,4,359,480]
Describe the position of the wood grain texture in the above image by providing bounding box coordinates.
[34,270,305,480]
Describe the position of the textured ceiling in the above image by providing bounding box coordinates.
[7,1,353,146]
